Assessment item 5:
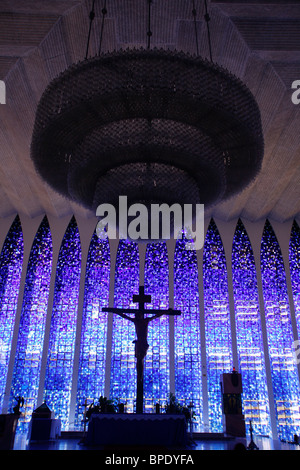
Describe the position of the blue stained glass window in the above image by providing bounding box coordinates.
[110,240,139,412]
[144,242,169,413]
[174,235,202,431]
[9,216,52,433]
[261,220,300,441]
[74,230,110,429]
[43,216,81,430]
[289,221,300,340]
[0,216,24,412]
[203,219,232,433]
[232,219,271,435]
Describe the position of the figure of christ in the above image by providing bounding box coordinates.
[113,309,175,383]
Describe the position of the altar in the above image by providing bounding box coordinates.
[86,414,187,447]
[86,288,186,448]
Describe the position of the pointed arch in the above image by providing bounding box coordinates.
[144,242,169,412]
[203,219,232,432]
[289,220,300,339]
[74,229,110,429]
[174,234,202,430]
[261,220,300,441]
[43,216,81,430]
[110,240,139,412]
[0,216,24,411]
[9,216,52,433]
[232,219,271,435]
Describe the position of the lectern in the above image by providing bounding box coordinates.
[221,369,246,437]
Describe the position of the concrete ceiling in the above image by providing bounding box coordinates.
[0,0,299,223]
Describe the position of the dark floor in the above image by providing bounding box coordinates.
[12,433,300,451]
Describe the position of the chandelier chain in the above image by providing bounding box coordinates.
[99,0,107,55]
[192,0,199,56]
[85,0,96,59]
[204,0,213,62]
[147,0,152,49]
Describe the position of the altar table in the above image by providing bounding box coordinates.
[86,413,187,447]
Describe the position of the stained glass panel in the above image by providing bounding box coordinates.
[261,220,300,441]
[0,216,23,412]
[144,242,169,413]
[203,219,232,432]
[232,219,271,435]
[289,221,300,342]
[9,216,52,433]
[74,230,110,429]
[43,217,81,430]
[174,234,202,431]
[110,240,139,412]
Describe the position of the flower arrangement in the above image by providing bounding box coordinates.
[164,393,195,423]
[86,396,118,419]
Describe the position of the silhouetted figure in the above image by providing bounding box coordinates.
[115,306,176,383]
[13,396,24,416]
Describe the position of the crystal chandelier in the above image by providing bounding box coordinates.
[31,1,264,215]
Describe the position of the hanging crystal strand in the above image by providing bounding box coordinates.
[204,0,213,62]
[99,0,107,55]
[85,0,96,59]
[192,0,199,56]
[147,0,152,50]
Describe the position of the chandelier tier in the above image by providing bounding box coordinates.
[31,48,264,212]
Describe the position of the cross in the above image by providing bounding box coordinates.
[102,285,181,413]
[133,286,151,310]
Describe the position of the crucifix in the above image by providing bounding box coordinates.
[102,285,181,414]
